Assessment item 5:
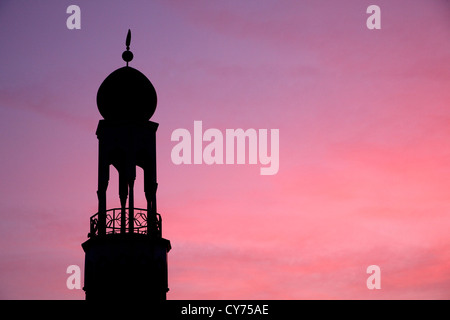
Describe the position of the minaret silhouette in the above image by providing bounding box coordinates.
[82,30,171,301]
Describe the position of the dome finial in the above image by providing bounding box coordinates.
[122,29,134,66]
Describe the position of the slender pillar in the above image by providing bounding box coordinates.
[119,172,128,234]
[128,180,135,233]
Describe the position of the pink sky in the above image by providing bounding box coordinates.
[0,0,449,299]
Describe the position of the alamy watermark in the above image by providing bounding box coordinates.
[366,265,381,289]
[66,5,380,31]
[67,264,381,291]
[171,121,280,175]
[66,5,81,30]
[66,265,81,290]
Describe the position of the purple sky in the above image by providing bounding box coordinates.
[0,0,449,299]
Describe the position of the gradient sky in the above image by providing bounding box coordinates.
[0,0,449,299]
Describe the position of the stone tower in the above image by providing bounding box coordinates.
[82,30,171,301]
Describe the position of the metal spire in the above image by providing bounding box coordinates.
[122,29,134,66]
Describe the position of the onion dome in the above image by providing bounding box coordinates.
[96,30,157,122]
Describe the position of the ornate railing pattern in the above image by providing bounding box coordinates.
[89,208,161,238]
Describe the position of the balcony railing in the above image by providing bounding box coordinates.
[88,208,161,238]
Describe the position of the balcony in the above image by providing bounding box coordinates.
[88,208,161,238]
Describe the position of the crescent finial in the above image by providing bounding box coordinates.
[122,29,134,66]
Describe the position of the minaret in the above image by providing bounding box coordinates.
[82,30,171,301]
